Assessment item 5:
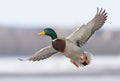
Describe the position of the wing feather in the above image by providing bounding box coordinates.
[67,8,107,47]
[28,45,57,61]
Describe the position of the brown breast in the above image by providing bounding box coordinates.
[52,39,66,52]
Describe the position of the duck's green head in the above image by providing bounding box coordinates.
[38,28,58,40]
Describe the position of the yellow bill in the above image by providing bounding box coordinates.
[38,31,45,35]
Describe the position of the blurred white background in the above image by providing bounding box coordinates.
[0,0,119,30]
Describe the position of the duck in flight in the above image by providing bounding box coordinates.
[20,8,107,68]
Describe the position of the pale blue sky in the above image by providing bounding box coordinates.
[0,0,119,30]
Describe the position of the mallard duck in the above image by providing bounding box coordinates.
[20,8,107,68]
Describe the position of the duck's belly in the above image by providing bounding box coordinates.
[63,39,84,61]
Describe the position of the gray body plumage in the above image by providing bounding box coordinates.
[64,39,84,60]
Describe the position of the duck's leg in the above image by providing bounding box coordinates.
[71,60,79,68]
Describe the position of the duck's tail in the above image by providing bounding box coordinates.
[79,51,93,67]
[82,51,93,65]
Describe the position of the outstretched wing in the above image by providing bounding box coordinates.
[28,45,58,61]
[67,8,107,47]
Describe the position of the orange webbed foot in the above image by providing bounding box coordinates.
[72,61,79,68]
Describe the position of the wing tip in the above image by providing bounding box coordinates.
[18,58,26,61]
[96,8,107,15]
